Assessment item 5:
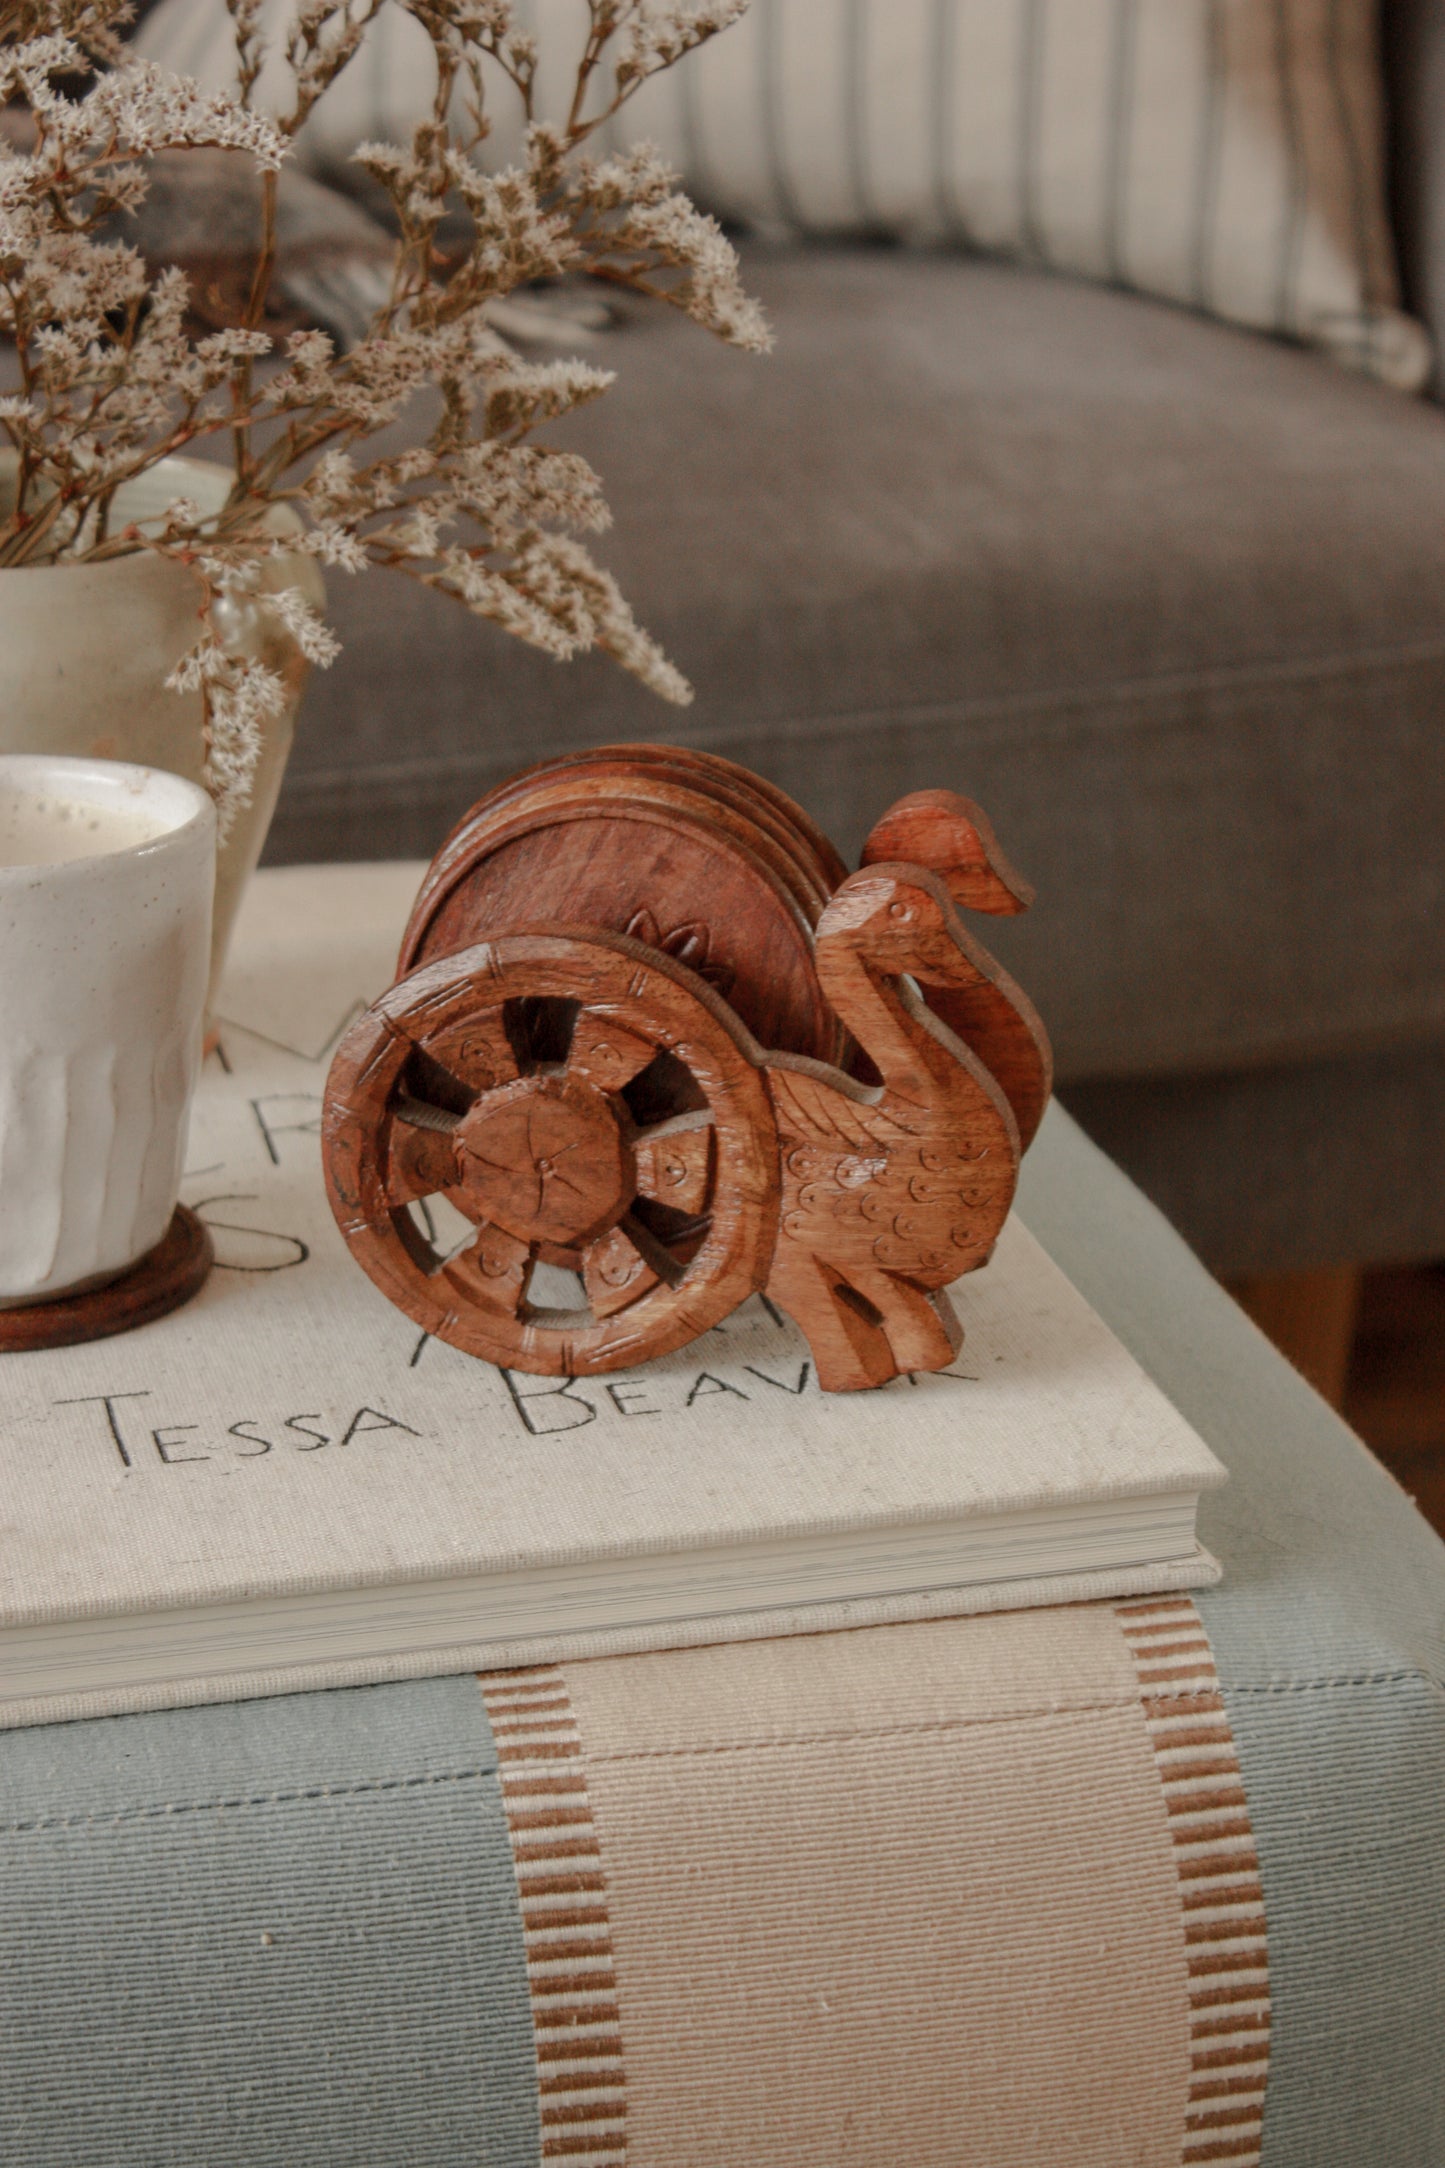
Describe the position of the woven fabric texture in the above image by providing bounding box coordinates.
[480,1599,1266,2168]
[1116,1598,1270,2163]
[478,1668,629,2167]
[0,1674,540,2166]
[1020,1110,1445,2168]
[0,1590,1273,2167]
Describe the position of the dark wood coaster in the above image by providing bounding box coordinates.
[0,1205,214,1354]
[396,749,849,1063]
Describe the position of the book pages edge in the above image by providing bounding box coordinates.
[0,1547,1221,1730]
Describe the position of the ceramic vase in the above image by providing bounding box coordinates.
[0,453,325,998]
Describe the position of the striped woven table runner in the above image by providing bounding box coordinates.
[1117,1600,1271,2165]
[481,1595,1270,2167]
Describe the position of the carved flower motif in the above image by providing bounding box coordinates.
[625,908,735,995]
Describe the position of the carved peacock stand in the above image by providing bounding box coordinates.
[322,748,1052,1391]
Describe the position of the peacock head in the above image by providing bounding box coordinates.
[860,791,1034,915]
[818,867,977,982]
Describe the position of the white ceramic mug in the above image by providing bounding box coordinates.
[0,755,215,1306]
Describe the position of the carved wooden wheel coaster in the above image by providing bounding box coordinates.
[323,747,1054,1391]
[323,926,777,1373]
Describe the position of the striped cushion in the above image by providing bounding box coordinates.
[139,0,1430,390]
[631,0,1430,390]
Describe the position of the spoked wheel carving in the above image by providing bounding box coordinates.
[322,929,778,1373]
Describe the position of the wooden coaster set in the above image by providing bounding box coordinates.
[323,747,1052,1392]
[0,1206,213,1355]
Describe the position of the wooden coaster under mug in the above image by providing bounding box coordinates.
[0,1206,213,1353]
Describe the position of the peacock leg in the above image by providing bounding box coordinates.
[765,1249,900,1392]
[837,1261,963,1378]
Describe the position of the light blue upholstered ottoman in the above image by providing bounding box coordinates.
[2,1107,1441,2166]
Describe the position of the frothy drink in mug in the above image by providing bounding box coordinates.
[0,756,216,1305]
[0,791,168,868]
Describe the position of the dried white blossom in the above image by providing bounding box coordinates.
[166,634,287,835]
[2,0,765,819]
[262,582,343,666]
[615,1,751,92]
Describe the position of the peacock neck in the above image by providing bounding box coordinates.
[816,934,959,1108]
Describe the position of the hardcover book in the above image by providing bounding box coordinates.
[0,865,1225,1727]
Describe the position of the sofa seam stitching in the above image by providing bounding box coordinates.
[0,1763,498,1836]
[1224,1667,1445,1696]
[277,629,1445,802]
[6,1672,1438,1832]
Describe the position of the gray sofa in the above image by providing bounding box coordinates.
[264,3,1445,1283]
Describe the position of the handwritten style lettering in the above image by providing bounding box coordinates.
[604,1381,661,1418]
[55,1395,421,1469]
[248,1093,324,1166]
[191,1193,310,1273]
[226,1420,273,1457]
[501,1372,598,1435]
[744,1361,811,1394]
[685,1372,749,1406]
[54,1391,152,1470]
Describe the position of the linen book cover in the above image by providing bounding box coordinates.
[0,865,1225,1727]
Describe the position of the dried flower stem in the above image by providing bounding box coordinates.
[1,1,768,830]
